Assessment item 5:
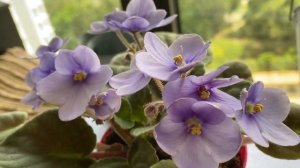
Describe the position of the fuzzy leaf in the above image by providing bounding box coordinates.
[284,103,300,135]
[256,143,300,160]
[128,137,159,168]
[0,109,96,168]
[0,111,28,142]
[115,99,135,129]
[221,80,252,99]
[150,160,177,168]
[89,158,129,168]
[130,125,155,137]
[218,61,253,81]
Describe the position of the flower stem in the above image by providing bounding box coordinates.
[132,32,143,50]
[110,119,134,146]
[154,79,164,92]
[116,31,133,50]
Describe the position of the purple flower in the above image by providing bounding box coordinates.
[109,59,151,96]
[89,0,177,33]
[22,53,56,110]
[236,81,300,147]
[136,32,210,81]
[162,66,242,116]
[37,45,113,121]
[155,98,242,168]
[36,37,64,57]
[88,89,121,120]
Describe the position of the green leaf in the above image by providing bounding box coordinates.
[221,80,252,99]
[256,143,300,160]
[151,160,177,168]
[128,88,151,123]
[284,103,300,135]
[218,61,253,81]
[0,111,28,142]
[115,98,135,129]
[89,158,129,168]
[128,137,159,168]
[0,109,96,168]
[130,125,155,137]
[189,63,205,76]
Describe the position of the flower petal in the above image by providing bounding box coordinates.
[256,116,300,146]
[168,34,208,63]
[94,104,114,120]
[55,50,80,75]
[145,10,166,29]
[73,45,101,73]
[167,98,198,122]
[136,51,174,81]
[21,90,43,111]
[37,72,73,105]
[144,32,172,65]
[48,37,64,52]
[85,65,113,91]
[208,75,242,89]
[190,66,229,85]
[209,88,242,112]
[163,77,198,108]
[168,61,200,80]
[155,15,178,28]
[172,136,218,168]
[122,16,150,32]
[58,85,91,121]
[202,117,242,162]
[155,117,188,155]
[191,101,226,125]
[257,88,290,122]
[236,112,269,147]
[103,89,121,112]
[39,52,55,72]
[89,21,109,34]
[247,81,264,103]
[109,69,151,96]
[126,0,156,17]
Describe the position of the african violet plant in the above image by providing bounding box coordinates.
[0,0,299,168]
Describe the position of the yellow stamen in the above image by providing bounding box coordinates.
[246,103,263,114]
[187,117,202,136]
[73,71,87,81]
[95,97,104,106]
[254,104,263,113]
[173,54,184,66]
[198,86,210,100]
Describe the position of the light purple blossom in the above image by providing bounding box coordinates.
[109,59,151,96]
[22,52,56,110]
[236,81,300,147]
[88,89,121,120]
[136,32,210,81]
[162,66,242,116]
[36,37,64,57]
[155,98,242,168]
[89,0,177,33]
[37,45,113,121]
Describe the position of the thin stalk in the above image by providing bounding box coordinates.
[110,119,134,146]
[154,79,164,92]
[132,32,143,50]
[116,31,133,50]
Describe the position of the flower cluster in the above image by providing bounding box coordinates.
[23,0,300,168]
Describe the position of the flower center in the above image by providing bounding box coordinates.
[198,86,210,100]
[246,103,263,114]
[89,96,104,106]
[173,54,184,66]
[73,71,87,81]
[186,117,202,136]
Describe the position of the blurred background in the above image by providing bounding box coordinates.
[0,0,300,167]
